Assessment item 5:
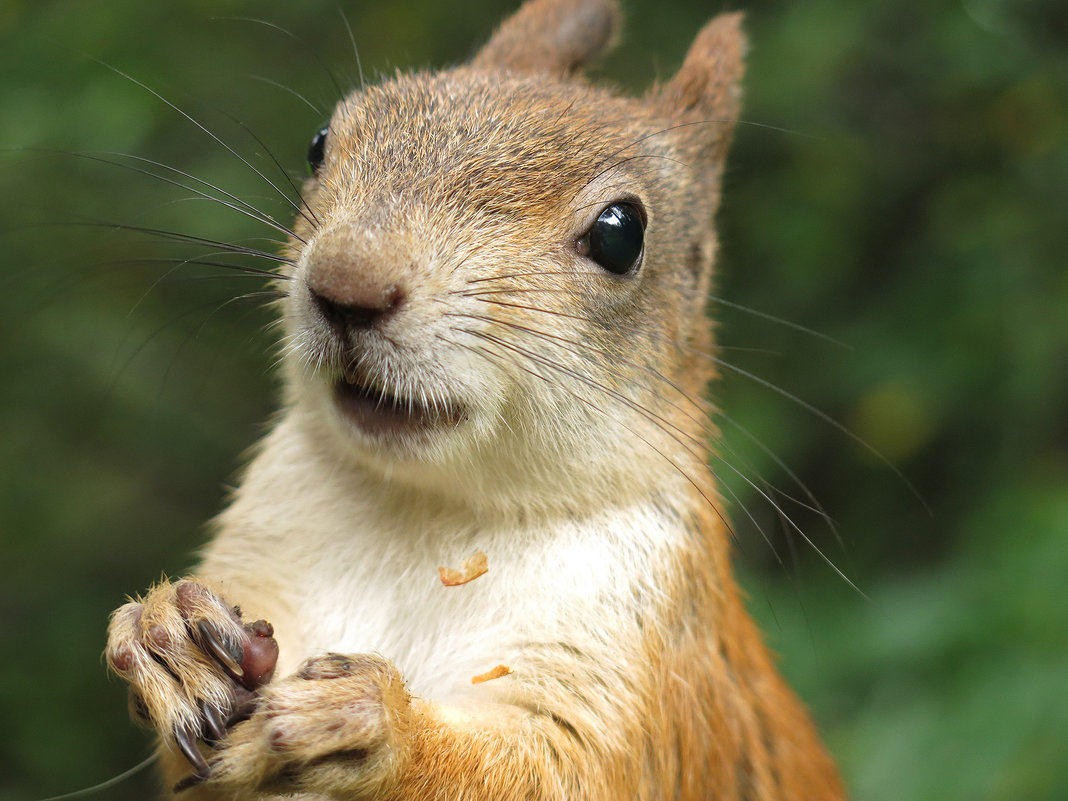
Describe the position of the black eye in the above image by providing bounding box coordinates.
[307,125,329,175]
[586,202,645,276]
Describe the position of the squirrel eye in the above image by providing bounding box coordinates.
[307,125,329,175]
[586,202,645,276]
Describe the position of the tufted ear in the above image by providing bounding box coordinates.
[655,13,747,160]
[471,0,620,77]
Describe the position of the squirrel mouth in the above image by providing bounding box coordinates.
[332,372,464,436]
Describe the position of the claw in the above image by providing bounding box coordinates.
[197,620,245,682]
[127,688,151,724]
[174,722,211,777]
[225,695,259,728]
[201,700,228,745]
[173,770,209,793]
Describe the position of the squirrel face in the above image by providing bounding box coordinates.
[280,16,745,509]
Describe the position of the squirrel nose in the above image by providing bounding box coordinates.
[303,223,410,335]
[310,282,405,334]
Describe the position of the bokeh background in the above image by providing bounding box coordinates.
[1,0,1065,798]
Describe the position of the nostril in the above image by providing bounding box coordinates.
[310,284,405,334]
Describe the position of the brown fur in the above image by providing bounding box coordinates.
[106,2,847,798]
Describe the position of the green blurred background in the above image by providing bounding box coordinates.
[0,0,1065,798]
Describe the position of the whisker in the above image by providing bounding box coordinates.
[216,110,321,231]
[111,257,286,281]
[451,328,739,542]
[90,60,314,232]
[463,327,777,544]
[193,289,284,337]
[91,223,294,267]
[448,309,710,432]
[718,414,841,544]
[471,293,919,511]
[450,312,794,563]
[63,149,304,243]
[705,350,928,511]
[461,299,868,586]
[707,295,847,349]
[32,217,291,267]
[103,292,273,399]
[335,5,365,91]
[212,15,348,99]
[35,752,158,801]
[577,152,688,198]
[463,276,843,346]
[235,74,327,116]
[463,269,589,286]
[123,249,281,319]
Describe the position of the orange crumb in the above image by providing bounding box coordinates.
[438,551,488,586]
[471,664,513,684]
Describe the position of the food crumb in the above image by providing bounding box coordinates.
[471,664,513,684]
[438,551,488,586]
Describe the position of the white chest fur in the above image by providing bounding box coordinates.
[201,416,687,703]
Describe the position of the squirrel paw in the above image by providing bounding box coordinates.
[185,653,410,796]
[105,578,279,784]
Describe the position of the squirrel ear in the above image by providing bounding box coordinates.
[471,0,620,76]
[655,13,747,149]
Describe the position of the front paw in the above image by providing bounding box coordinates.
[204,653,411,797]
[105,578,279,783]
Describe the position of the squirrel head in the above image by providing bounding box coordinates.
[280,0,746,512]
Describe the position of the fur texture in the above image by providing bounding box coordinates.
[105,2,846,798]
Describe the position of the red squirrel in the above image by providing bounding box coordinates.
[106,1,846,797]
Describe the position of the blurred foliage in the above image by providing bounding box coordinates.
[0,0,1065,799]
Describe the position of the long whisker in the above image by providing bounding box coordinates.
[705,349,928,511]
[451,328,739,543]
[576,153,688,199]
[457,326,794,556]
[718,414,841,544]
[35,752,158,801]
[449,313,791,562]
[123,247,282,318]
[463,276,842,345]
[470,292,920,510]
[461,299,866,584]
[62,150,304,243]
[448,309,710,433]
[216,110,320,231]
[705,295,847,349]
[110,257,286,281]
[84,221,293,267]
[235,74,326,116]
[91,61,314,230]
[103,292,274,399]
[453,315,852,571]
[211,16,347,99]
[335,5,365,91]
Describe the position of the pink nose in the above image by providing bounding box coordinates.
[304,226,408,334]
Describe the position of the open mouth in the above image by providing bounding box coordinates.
[332,373,464,436]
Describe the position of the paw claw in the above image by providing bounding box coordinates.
[173,770,209,794]
[196,619,246,682]
[174,722,212,777]
[225,695,259,728]
[108,579,284,789]
[201,700,228,745]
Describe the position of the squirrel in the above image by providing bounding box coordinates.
[105,0,846,798]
